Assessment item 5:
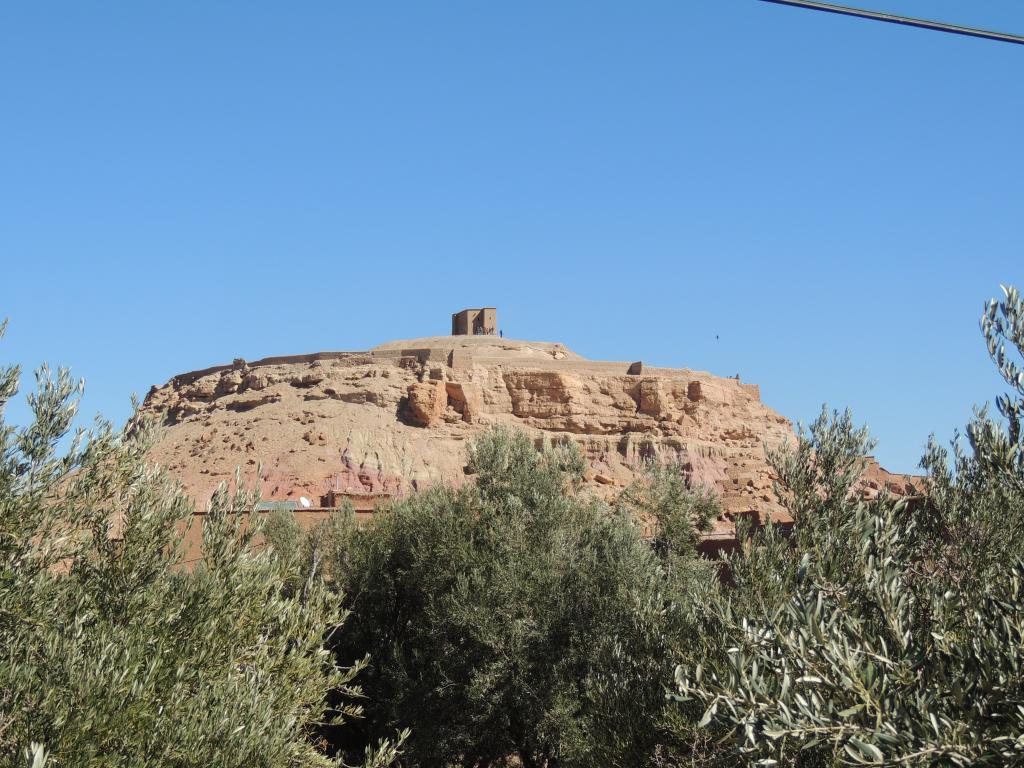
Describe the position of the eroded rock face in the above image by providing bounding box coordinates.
[405,381,447,427]
[140,335,914,537]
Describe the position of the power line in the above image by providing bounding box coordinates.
[758,0,1024,46]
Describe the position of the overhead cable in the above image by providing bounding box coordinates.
[758,0,1024,46]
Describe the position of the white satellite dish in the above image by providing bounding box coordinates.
[299,496,311,509]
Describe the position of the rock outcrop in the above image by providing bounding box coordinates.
[141,336,914,539]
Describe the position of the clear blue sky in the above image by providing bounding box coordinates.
[2,1,1022,474]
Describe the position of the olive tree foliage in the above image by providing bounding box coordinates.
[0,322,401,768]
[318,427,711,768]
[984,284,1024,452]
[620,461,717,561]
[671,287,1024,767]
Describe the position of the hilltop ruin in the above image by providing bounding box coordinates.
[142,331,917,549]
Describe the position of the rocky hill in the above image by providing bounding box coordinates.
[141,336,916,540]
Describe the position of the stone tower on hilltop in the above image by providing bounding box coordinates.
[451,308,497,336]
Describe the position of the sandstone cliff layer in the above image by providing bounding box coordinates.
[141,336,913,537]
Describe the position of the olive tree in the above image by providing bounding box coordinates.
[325,428,711,767]
[0,321,401,767]
[671,286,1024,767]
